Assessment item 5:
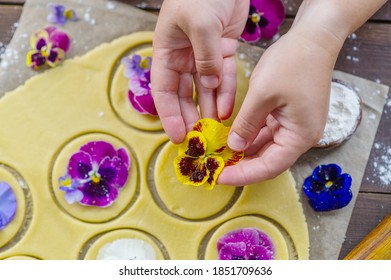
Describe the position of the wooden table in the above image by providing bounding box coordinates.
[0,0,390,259]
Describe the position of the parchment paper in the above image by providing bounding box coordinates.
[0,0,389,259]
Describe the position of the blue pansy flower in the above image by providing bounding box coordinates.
[303,163,353,212]
[0,181,17,230]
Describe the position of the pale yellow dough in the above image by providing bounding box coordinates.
[0,32,309,260]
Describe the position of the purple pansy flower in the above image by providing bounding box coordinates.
[240,0,285,43]
[217,228,275,260]
[0,181,17,231]
[303,163,353,212]
[26,26,71,70]
[59,141,131,208]
[122,55,158,116]
[47,3,78,26]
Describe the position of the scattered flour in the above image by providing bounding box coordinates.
[83,8,96,25]
[318,80,361,146]
[371,143,391,186]
[106,1,117,10]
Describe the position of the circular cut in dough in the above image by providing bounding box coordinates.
[0,165,28,250]
[50,133,138,223]
[110,47,162,132]
[83,228,166,260]
[316,79,362,148]
[203,216,289,260]
[3,255,39,260]
[152,142,240,220]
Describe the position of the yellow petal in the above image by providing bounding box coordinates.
[203,155,225,190]
[193,118,243,166]
[25,50,36,67]
[193,118,230,155]
[173,155,208,186]
[177,130,207,158]
[219,148,244,167]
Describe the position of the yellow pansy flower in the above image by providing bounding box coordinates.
[174,118,244,190]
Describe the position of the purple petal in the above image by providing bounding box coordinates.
[47,49,59,63]
[49,29,71,52]
[31,52,47,67]
[128,91,145,113]
[218,242,247,260]
[252,0,285,21]
[79,141,117,166]
[117,148,130,168]
[217,228,275,260]
[44,26,58,36]
[36,38,47,50]
[259,12,283,39]
[98,156,129,188]
[64,189,83,204]
[0,182,17,230]
[79,181,118,207]
[133,94,158,116]
[241,23,262,43]
[68,151,93,180]
[129,77,150,96]
[248,245,274,260]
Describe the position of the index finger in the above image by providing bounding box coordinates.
[151,49,187,144]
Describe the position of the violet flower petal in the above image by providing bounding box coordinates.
[217,228,275,260]
[218,242,247,260]
[116,148,130,168]
[64,189,83,204]
[98,156,129,188]
[129,77,150,96]
[79,141,117,166]
[0,182,17,230]
[133,94,158,116]
[252,0,285,22]
[35,38,48,50]
[49,29,71,52]
[68,151,93,180]
[79,181,119,207]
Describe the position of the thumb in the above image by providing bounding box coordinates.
[228,86,276,152]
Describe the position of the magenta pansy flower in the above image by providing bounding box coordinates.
[59,141,131,208]
[0,181,17,230]
[26,26,71,70]
[121,55,158,116]
[217,228,275,260]
[240,0,285,43]
[47,3,78,26]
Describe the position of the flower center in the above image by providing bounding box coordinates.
[251,12,261,24]
[40,46,50,57]
[88,170,101,183]
[325,181,333,188]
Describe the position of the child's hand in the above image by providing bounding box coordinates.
[218,28,344,186]
[151,0,249,143]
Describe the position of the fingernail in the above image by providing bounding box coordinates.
[228,132,247,151]
[201,75,219,89]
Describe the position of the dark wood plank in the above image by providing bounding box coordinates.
[283,0,391,22]
[0,5,23,45]
[0,0,24,3]
[255,19,391,88]
[339,192,391,259]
